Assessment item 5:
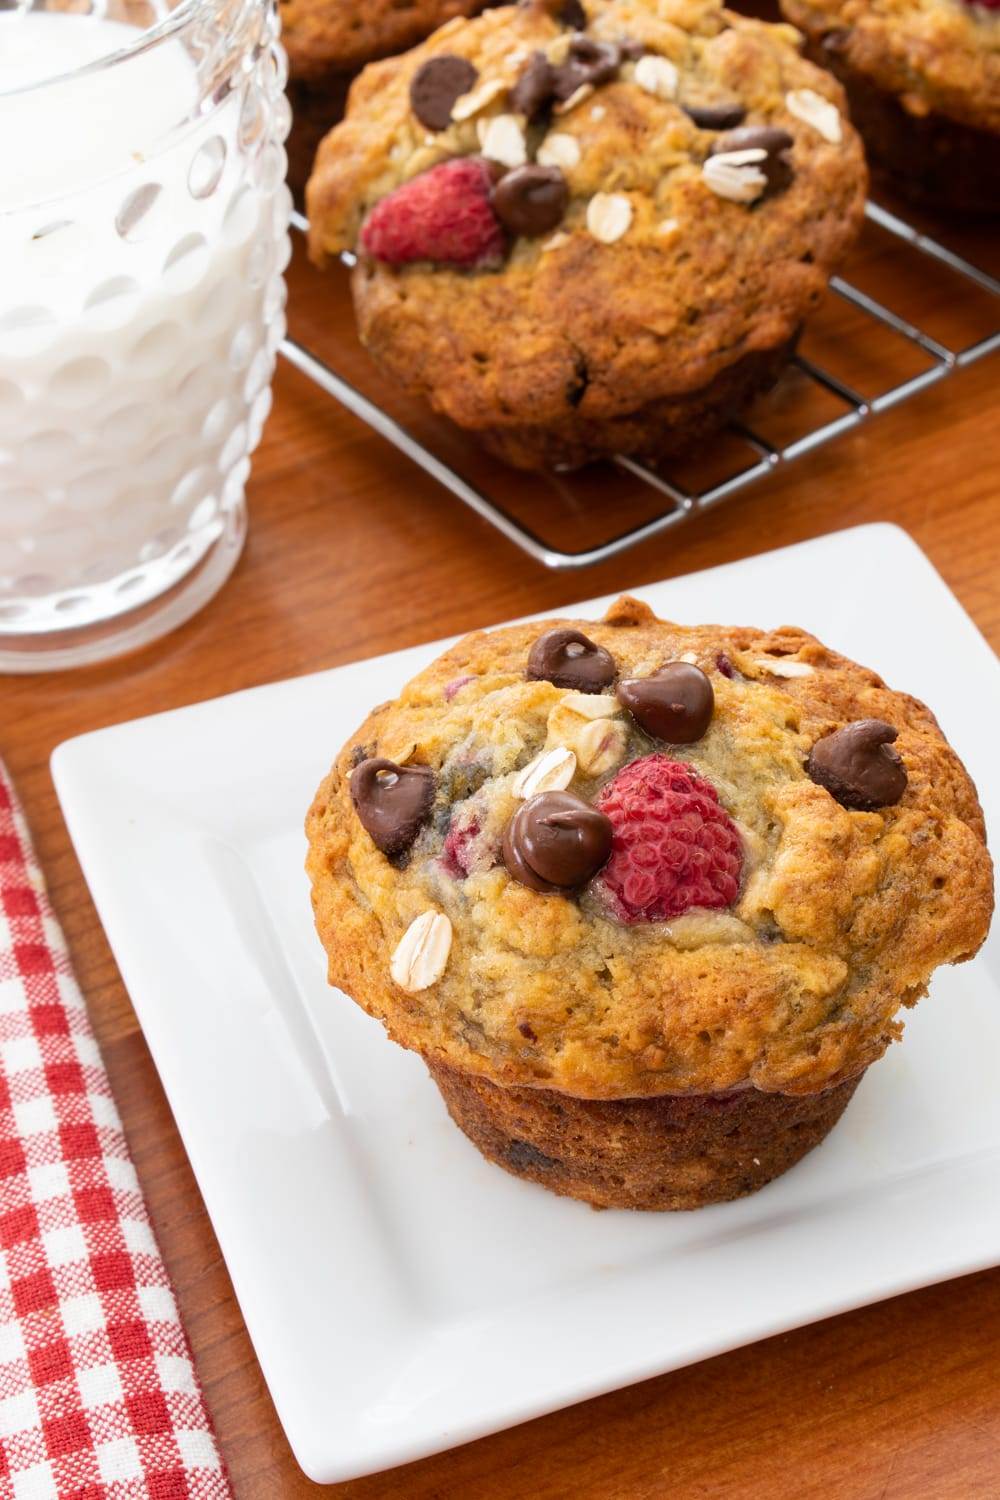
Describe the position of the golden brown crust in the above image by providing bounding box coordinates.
[779,0,1000,134]
[429,1058,864,1208]
[281,0,491,82]
[305,0,866,468]
[305,598,994,1102]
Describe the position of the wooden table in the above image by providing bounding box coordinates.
[4,206,999,1498]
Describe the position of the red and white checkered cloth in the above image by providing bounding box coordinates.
[0,768,233,1500]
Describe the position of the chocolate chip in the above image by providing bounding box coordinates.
[552,37,621,101]
[493,164,568,236]
[710,125,795,197]
[509,50,554,119]
[682,101,746,131]
[526,627,616,693]
[716,653,736,679]
[351,757,435,856]
[558,0,586,27]
[518,1021,537,1040]
[409,55,478,132]
[510,51,557,120]
[806,720,908,811]
[714,125,794,157]
[616,662,714,743]
[503,790,613,892]
[525,0,585,24]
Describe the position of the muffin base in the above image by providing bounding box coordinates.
[428,1059,863,1211]
[471,334,798,472]
[807,46,999,217]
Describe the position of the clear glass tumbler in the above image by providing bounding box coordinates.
[0,0,291,671]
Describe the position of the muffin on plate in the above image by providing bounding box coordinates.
[305,596,993,1211]
[306,0,867,471]
[281,0,495,194]
[779,0,1000,214]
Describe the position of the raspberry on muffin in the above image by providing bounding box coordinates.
[306,0,867,470]
[779,0,1000,214]
[360,156,508,267]
[594,755,744,922]
[305,596,994,1211]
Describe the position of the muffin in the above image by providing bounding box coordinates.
[305,0,867,471]
[281,0,495,194]
[779,0,1000,214]
[305,596,994,1211]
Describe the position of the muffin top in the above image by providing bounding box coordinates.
[780,0,1000,133]
[281,0,491,82]
[305,596,993,1101]
[306,0,866,446]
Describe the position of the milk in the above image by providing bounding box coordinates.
[0,10,290,637]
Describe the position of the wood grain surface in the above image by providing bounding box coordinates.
[2,196,998,1498]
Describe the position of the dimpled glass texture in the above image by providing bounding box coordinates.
[0,0,292,670]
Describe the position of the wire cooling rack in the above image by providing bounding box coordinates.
[280,200,1000,570]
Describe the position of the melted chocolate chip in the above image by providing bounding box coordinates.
[518,1020,537,1040]
[558,0,586,27]
[714,125,794,156]
[508,1139,559,1171]
[503,790,613,892]
[351,757,435,856]
[409,55,478,132]
[806,720,908,811]
[510,51,557,120]
[682,101,746,131]
[493,164,568,236]
[616,662,714,743]
[552,36,621,101]
[709,125,795,197]
[526,627,616,693]
[525,0,585,24]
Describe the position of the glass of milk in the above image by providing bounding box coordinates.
[0,0,291,670]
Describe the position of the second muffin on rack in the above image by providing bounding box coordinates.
[779,0,1000,215]
[307,0,867,471]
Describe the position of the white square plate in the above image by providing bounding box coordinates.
[52,524,999,1484]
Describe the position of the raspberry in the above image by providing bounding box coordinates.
[593,755,743,923]
[360,158,506,269]
[440,793,501,878]
[441,815,480,877]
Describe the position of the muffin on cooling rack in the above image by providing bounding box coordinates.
[281,0,495,193]
[305,595,993,1211]
[780,0,1000,214]
[306,0,866,471]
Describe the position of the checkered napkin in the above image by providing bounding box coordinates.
[0,769,232,1500]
